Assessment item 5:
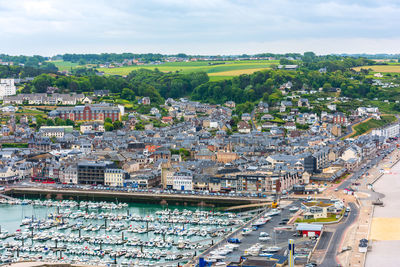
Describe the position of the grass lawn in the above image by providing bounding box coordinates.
[209,76,233,81]
[364,100,400,114]
[270,117,285,124]
[295,214,338,223]
[15,108,46,115]
[50,60,81,71]
[114,99,134,108]
[351,114,397,138]
[334,173,350,184]
[208,67,270,76]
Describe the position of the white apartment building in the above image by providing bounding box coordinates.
[105,169,125,187]
[0,79,16,100]
[172,170,193,191]
[371,123,400,138]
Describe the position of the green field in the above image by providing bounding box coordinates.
[51,60,81,71]
[50,59,280,79]
[97,60,279,78]
[353,65,400,73]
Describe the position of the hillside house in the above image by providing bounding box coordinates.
[241,113,251,121]
[238,121,251,134]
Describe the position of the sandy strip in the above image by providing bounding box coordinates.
[366,156,400,266]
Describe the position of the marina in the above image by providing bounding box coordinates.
[0,197,247,266]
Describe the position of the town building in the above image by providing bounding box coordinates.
[39,126,74,138]
[172,170,193,191]
[139,97,151,105]
[77,161,114,185]
[371,123,400,138]
[104,168,126,187]
[49,104,122,122]
[60,165,78,184]
[0,79,16,100]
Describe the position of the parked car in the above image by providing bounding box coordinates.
[228,238,241,244]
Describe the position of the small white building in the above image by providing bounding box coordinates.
[80,123,105,134]
[209,121,218,128]
[150,107,160,115]
[39,126,73,138]
[327,104,336,111]
[241,113,251,121]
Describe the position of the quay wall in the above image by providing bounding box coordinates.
[4,187,267,207]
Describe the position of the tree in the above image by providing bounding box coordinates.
[113,120,123,130]
[32,74,55,93]
[104,122,114,131]
[54,117,66,126]
[35,115,46,128]
[135,123,144,130]
[65,119,75,126]
[323,82,332,92]
[46,118,55,126]
[121,88,135,101]
[303,52,316,63]
[393,103,400,112]
[105,117,112,124]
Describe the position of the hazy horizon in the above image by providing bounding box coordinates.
[0,0,399,56]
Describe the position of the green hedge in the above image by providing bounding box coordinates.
[1,143,28,148]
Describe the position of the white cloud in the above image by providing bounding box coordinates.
[0,0,399,55]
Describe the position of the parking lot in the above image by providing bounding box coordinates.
[11,181,280,201]
[204,200,318,265]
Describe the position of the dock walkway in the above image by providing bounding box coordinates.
[0,193,17,201]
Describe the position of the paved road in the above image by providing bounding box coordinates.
[319,202,359,267]
[316,231,332,250]
[337,146,395,191]
[250,109,257,131]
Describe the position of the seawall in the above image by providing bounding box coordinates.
[4,187,268,207]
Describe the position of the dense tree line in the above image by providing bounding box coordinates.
[26,69,209,105]
[61,53,164,64]
[302,57,375,72]
[0,64,58,79]
[254,52,302,59]
[22,56,381,106]
[127,69,209,99]
[192,65,378,104]
[0,54,48,66]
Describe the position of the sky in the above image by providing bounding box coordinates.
[0,0,399,56]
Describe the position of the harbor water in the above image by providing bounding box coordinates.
[0,198,245,266]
